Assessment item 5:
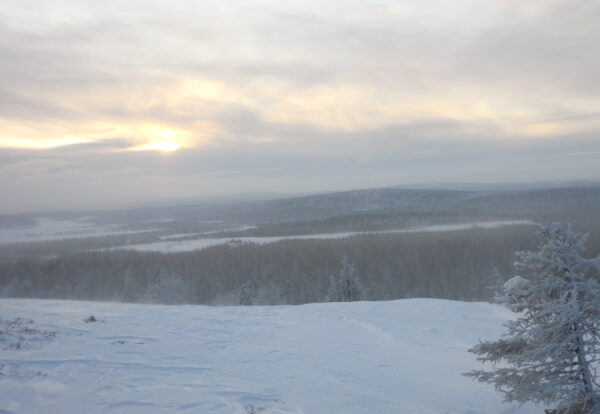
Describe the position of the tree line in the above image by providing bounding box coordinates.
[0,225,549,305]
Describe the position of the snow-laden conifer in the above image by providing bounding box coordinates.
[326,256,364,302]
[466,224,600,413]
[486,264,507,303]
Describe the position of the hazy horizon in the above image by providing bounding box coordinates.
[1,179,599,216]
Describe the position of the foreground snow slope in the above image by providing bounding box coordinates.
[0,299,542,414]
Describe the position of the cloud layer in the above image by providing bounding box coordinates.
[1,0,599,212]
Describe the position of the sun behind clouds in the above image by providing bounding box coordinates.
[124,127,187,152]
[141,140,181,152]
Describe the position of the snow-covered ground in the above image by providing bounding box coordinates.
[0,298,542,414]
[123,220,535,253]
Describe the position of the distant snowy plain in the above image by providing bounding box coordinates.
[0,298,542,414]
[0,217,155,243]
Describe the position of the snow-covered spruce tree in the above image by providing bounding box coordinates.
[485,264,507,304]
[466,224,600,413]
[326,256,364,302]
[239,281,255,306]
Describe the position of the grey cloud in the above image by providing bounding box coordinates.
[1,0,597,99]
[2,115,598,179]
[0,88,79,121]
[51,138,136,152]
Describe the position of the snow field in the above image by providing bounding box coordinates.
[0,299,542,414]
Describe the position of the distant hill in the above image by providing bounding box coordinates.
[272,187,478,212]
[2,184,599,238]
[455,187,600,211]
[275,185,600,211]
[393,180,600,192]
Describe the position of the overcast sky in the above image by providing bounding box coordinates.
[1,0,599,213]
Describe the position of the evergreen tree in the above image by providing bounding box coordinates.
[325,274,340,302]
[485,264,506,303]
[239,281,255,305]
[466,224,600,413]
[326,256,364,302]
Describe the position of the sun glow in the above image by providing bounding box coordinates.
[142,140,181,152]
[140,129,182,152]
[121,127,187,152]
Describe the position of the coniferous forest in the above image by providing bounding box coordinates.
[2,187,599,306]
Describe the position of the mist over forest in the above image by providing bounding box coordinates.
[2,184,599,306]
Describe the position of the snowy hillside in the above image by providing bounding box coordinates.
[0,299,542,414]
[278,188,474,207]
